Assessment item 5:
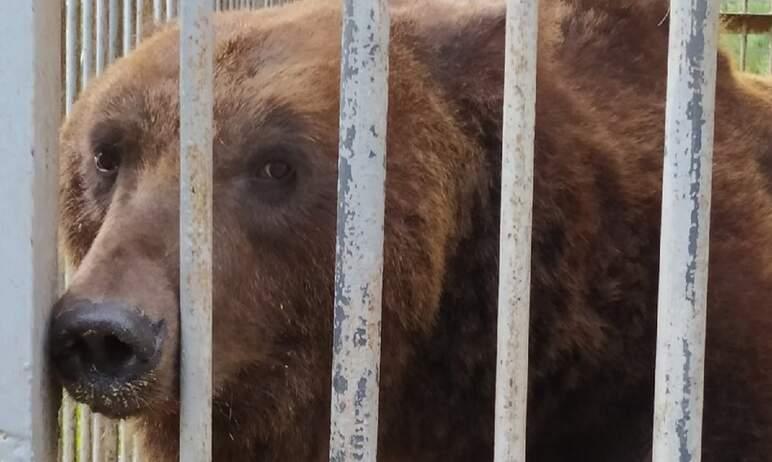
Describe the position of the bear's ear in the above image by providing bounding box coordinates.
[396,1,507,126]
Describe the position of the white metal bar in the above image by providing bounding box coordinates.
[154,0,163,23]
[131,432,141,462]
[327,1,390,461]
[81,0,93,88]
[494,0,539,461]
[92,415,117,462]
[77,406,92,462]
[652,0,720,461]
[61,394,76,462]
[118,421,132,462]
[137,0,144,46]
[179,1,214,461]
[0,1,61,460]
[96,0,107,74]
[167,0,176,20]
[109,0,119,63]
[124,0,134,56]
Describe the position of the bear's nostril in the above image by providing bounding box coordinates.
[49,301,164,385]
[102,334,136,369]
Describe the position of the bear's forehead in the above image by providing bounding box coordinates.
[61,2,348,172]
[71,3,343,136]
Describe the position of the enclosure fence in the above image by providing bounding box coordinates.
[0,0,727,461]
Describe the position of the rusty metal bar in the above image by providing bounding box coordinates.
[652,0,720,461]
[179,0,214,461]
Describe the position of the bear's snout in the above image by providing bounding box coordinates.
[48,298,167,417]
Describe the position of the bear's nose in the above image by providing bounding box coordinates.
[49,300,164,384]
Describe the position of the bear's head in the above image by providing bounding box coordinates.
[49,0,511,459]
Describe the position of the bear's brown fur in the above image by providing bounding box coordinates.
[51,0,772,460]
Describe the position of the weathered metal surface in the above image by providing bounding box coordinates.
[0,0,61,460]
[494,1,539,461]
[124,0,134,55]
[652,0,720,461]
[327,1,390,461]
[167,0,176,20]
[179,1,214,461]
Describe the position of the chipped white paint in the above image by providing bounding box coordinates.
[0,0,61,460]
[179,1,214,461]
[652,1,720,461]
[327,1,390,462]
[494,1,539,461]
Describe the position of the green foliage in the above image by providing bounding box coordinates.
[720,0,772,74]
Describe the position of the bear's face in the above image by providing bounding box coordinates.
[48,2,486,450]
[50,6,352,418]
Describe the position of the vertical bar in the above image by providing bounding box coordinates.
[137,0,144,46]
[78,407,92,462]
[96,0,107,75]
[154,0,163,23]
[0,0,61,460]
[109,0,119,63]
[92,415,117,462]
[769,0,772,74]
[179,1,214,461]
[740,0,749,71]
[124,0,134,56]
[82,0,93,88]
[328,0,389,461]
[167,0,176,20]
[652,0,720,461]
[494,0,539,461]
[131,432,141,462]
[61,396,76,462]
[118,421,132,462]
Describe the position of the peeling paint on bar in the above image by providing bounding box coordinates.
[328,1,389,462]
[0,0,61,460]
[652,1,720,461]
[179,1,214,462]
[494,1,539,461]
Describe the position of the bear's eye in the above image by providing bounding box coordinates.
[94,147,121,176]
[258,161,294,181]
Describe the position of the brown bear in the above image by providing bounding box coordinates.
[48,0,772,460]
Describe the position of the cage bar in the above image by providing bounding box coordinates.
[124,0,134,55]
[167,0,177,20]
[78,407,92,462]
[92,414,118,462]
[81,0,93,88]
[0,0,61,460]
[493,0,539,461]
[327,1,390,461]
[109,0,119,63]
[652,0,720,461]
[179,1,215,461]
[96,0,107,74]
[137,0,144,46]
[154,0,163,23]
